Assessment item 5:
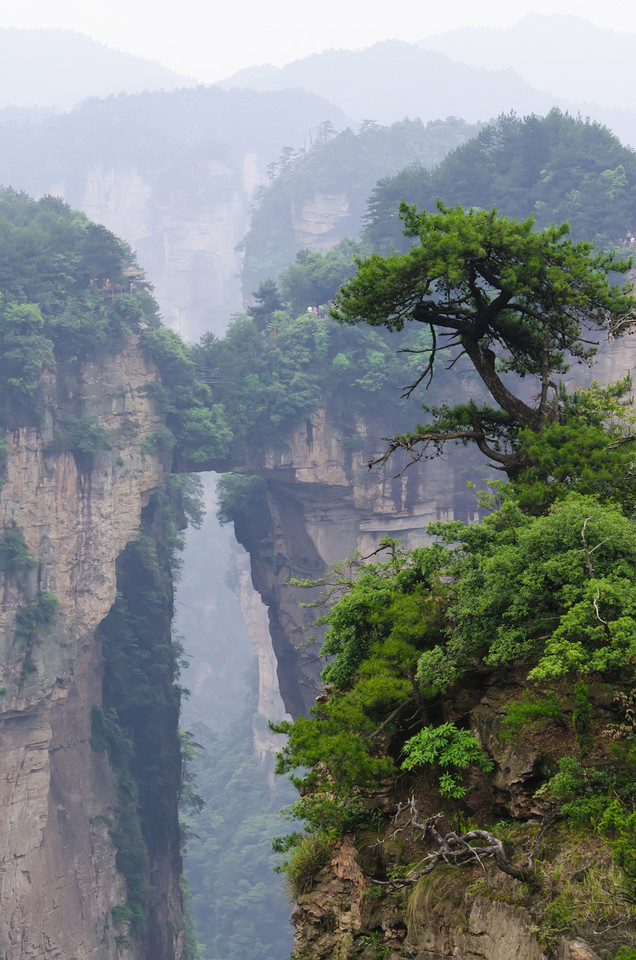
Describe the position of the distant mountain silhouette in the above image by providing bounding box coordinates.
[419,15,636,112]
[220,35,636,148]
[0,28,197,110]
[219,40,565,125]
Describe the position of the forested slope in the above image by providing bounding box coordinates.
[267,199,636,960]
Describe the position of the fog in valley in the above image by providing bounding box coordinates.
[1,5,636,958]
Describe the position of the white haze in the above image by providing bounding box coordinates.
[2,0,636,85]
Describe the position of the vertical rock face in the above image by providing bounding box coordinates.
[291,193,352,251]
[0,337,177,960]
[233,549,291,768]
[232,334,636,717]
[233,406,482,716]
[75,159,257,340]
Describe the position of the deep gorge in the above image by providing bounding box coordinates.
[1,103,636,960]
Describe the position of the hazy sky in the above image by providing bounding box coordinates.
[1,0,635,83]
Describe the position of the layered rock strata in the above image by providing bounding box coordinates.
[233,406,483,716]
[0,337,177,960]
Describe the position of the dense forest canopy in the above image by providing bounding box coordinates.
[0,188,158,430]
[364,110,636,254]
[240,117,480,294]
[334,201,634,476]
[239,112,636,342]
[258,117,636,956]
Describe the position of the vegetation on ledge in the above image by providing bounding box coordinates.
[273,201,636,958]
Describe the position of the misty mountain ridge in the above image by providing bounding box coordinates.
[419,14,636,111]
[0,28,198,111]
[219,34,636,149]
[218,40,563,125]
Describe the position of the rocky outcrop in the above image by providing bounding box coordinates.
[291,192,352,251]
[233,548,291,770]
[289,677,633,960]
[292,837,551,960]
[0,336,176,960]
[74,158,256,341]
[232,405,483,716]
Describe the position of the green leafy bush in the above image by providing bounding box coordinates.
[15,591,58,640]
[401,722,494,798]
[282,833,332,896]
[0,190,158,427]
[614,947,636,959]
[417,494,636,693]
[216,474,266,526]
[500,691,564,741]
[0,528,35,575]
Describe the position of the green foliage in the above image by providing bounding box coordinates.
[109,793,151,936]
[143,424,175,456]
[242,117,479,291]
[538,757,614,827]
[91,706,134,766]
[334,200,633,476]
[279,240,359,317]
[195,311,443,461]
[247,279,286,329]
[401,722,494,798]
[0,189,158,427]
[513,378,636,514]
[543,897,573,936]
[364,110,636,254]
[172,404,233,467]
[143,327,233,468]
[216,474,267,526]
[276,492,636,849]
[500,691,564,741]
[272,540,452,833]
[282,833,332,896]
[611,812,636,881]
[0,527,35,575]
[572,682,594,757]
[314,539,448,691]
[273,697,396,834]
[538,753,636,891]
[14,591,58,640]
[178,730,204,817]
[418,494,636,692]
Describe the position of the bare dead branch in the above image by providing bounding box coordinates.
[580,517,610,579]
[593,585,608,627]
[606,434,636,449]
[373,798,537,886]
[370,701,412,740]
[402,324,437,397]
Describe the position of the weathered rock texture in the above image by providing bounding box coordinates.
[0,337,177,960]
[233,547,291,770]
[291,192,352,251]
[289,675,634,960]
[65,157,257,341]
[292,834,551,960]
[232,404,483,716]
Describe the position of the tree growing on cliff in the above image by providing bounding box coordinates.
[333,201,634,476]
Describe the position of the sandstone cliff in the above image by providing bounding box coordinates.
[0,336,180,960]
[288,676,633,960]
[231,405,483,716]
[228,328,636,718]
